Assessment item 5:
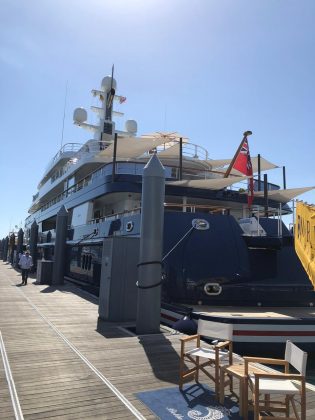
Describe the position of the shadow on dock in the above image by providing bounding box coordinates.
[96,318,180,384]
[37,283,99,305]
[138,333,180,385]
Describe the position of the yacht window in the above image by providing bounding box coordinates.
[81,254,86,269]
[84,255,89,270]
[171,167,178,178]
[87,255,92,271]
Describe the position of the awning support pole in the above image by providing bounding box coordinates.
[112,133,118,182]
[264,174,268,216]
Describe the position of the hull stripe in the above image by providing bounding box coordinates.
[234,330,315,336]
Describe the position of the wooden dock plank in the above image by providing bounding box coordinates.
[1,261,315,419]
[0,332,16,419]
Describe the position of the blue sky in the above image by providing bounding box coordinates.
[0,0,314,237]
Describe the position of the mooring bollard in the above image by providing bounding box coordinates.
[29,220,38,272]
[136,154,165,335]
[51,206,68,286]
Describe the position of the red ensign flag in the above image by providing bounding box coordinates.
[233,138,254,208]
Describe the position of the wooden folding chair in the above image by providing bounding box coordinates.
[244,340,307,420]
[179,319,233,400]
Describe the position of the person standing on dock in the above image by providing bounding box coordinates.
[19,251,33,285]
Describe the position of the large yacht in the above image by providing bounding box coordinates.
[24,74,315,350]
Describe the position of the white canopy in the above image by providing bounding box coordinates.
[145,132,189,157]
[168,176,248,190]
[141,131,189,141]
[98,136,168,159]
[209,156,278,173]
[206,158,233,169]
[254,186,315,203]
[251,156,278,172]
[157,143,181,157]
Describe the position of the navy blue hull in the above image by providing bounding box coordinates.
[161,212,314,306]
[61,210,315,307]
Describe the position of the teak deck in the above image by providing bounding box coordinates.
[1,262,315,420]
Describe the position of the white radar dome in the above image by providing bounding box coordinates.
[125,120,137,134]
[101,76,117,92]
[73,107,87,123]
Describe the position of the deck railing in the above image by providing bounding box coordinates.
[39,160,226,213]
[44,143,83,174]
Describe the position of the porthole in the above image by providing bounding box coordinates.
[192,219,210,230]
[204,282,222,296]
[126,221,134,232]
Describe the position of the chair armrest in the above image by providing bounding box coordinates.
[243,356,287,366]
[215,340,231,349]
[244,356,288,375]
[253,372,304,381]
[180,334,199,342]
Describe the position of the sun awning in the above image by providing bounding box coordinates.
[141,131,189,141]
[205,159,233,169]
[167,176,248,190]
[97,136,168,159]
[254,186,315,203]
[251,156,279,172]
[144,132,189,157]
[208,156,278,173]
[157,143,181,157]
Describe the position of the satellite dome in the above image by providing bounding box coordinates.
[73,107,87,123]
[125,120,137,134]
[101,76,117,92]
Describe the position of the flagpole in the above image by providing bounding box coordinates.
[224,130,252,178]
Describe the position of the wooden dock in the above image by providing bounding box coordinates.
[1,261,315,419]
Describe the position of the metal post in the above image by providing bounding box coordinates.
[292,200,295,234]
[277,207,280,237]
[264,174,268,216]
[112,132,118,182]
[3,237,8,262]
[136,154,165,334]
[258,153,261,191]
[15,229,24,267]
[279,203,282,237]
[52,206,68,285]
[29,221,38,271]
[283,166,286,190]
[9,233,15,265]
[179,137,183,180]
